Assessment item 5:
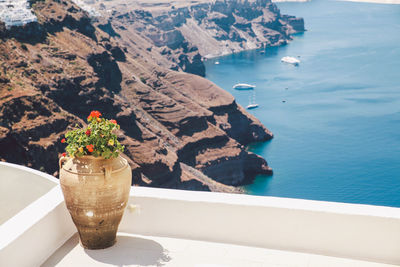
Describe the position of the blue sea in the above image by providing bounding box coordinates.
[205,0,400,207]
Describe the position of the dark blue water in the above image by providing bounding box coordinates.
[205,0,400,207]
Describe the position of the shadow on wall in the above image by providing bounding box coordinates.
[42,234,171,266]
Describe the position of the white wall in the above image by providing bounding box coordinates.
[121,187,400,265]
[0,163,75,267]
[0,186,76,267]
[0,163,57,225]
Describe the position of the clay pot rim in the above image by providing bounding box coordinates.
[60,155,129,176]
[73,155,108,160]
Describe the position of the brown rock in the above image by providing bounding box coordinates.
[0,0,278,192]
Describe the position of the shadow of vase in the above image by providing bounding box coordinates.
[84,235,171,266]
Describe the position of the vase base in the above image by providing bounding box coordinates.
[80,237,116,250]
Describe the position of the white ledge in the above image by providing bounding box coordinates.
[130,186,400,218]
[0,163,400,266]
[123,187,400,265]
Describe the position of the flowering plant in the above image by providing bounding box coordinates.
[61,111,124,159]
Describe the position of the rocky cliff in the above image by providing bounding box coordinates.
[0,0,302,192]
[93,0,305,76]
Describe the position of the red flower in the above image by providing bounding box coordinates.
[110,119,117,125]
[90,110,101,118]
[85,129,91,136]
[62,152,66,157]
[86,144,94,153]
[87,111,102,122]
[61,138,66,143]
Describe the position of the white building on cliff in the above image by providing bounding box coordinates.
[0,0,37,29]
[71,0,100,17]
[0,0,99,30]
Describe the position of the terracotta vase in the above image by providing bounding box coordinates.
[59,155,131,249]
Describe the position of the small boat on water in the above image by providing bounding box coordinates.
[246,91,259,109]
[247,103,259,109]
[233,83,255,90]
[281,56,300,65]
[215,61,220,65]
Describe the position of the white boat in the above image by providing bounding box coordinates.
[246,91,259,109]
[281,56,300,65]
[215,61,220,65]
[246,103,259,109]
[233,83,255,90]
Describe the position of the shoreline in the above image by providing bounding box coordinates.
[203,40,289,59]
[204,31,306,59]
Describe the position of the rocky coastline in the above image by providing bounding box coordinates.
[92,0,305,76]
[0,0,304,192]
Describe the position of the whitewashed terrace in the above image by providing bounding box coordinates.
[0,162,399,267]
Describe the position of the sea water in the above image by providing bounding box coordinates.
[205,0,400,207]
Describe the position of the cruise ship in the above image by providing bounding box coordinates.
[281,56,301,65]
[233,83,256,90]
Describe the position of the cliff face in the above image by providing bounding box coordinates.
[0,0,276,192]
[92,0,305,76]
